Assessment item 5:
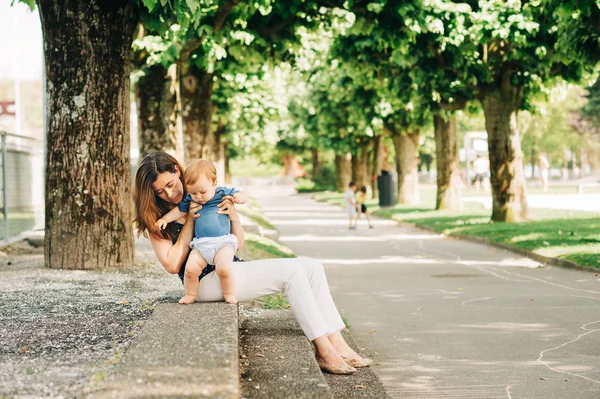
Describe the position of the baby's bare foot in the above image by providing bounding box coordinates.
[224,294,237,304]
[179,294,196,304]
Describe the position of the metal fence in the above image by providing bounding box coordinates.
[0,131,44,240]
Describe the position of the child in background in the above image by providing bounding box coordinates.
[344,181,358,230]
[157,159,247,304]
[356,186,374,229]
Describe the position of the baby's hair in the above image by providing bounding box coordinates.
[360,186,367,193]
[349,181,356,187]
[185,159,217,186]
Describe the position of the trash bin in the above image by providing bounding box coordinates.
[377,174,397,207]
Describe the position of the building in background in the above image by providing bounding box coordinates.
[0,2,44,238]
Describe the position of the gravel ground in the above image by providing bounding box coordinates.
[0,237,182,398]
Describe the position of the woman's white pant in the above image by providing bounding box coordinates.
[196,256,345,341]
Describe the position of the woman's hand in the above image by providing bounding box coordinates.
[186,202,202,223]
[217,196,239,222]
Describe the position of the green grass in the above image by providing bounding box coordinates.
[230,157,281,177]
[314,189,600,269]
[295,178,336,193]
[237,207,276,230]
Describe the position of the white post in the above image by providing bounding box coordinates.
[13,11,22,136]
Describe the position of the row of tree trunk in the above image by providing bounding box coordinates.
[328,93,528,222]
[38,0,530,271]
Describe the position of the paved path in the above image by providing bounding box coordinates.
[247,186,600,399]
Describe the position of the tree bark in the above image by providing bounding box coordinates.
[391,130,420,205]
[180,66,216,162]
[37,0,137,269]
[311,148,322,181]
[480,84,528,222]
[351,141,370,190]
[371,135,384,198]
[135,64,180,160]
[335,153,351,192]
[224,142,231,185]
[433,114,462,210]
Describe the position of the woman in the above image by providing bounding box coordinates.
[133,152,371,375]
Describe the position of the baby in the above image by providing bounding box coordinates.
[157,159,247,304]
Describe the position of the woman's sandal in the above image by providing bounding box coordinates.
[316,357,357,375]
[342,356,373,368]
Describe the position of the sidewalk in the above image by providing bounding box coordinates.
[247,186,600,399]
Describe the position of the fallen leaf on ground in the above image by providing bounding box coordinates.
[116,300,128,305]
[256,354,264,358]
[368,330,378,334]
[353,385,368,389]
[240,354,248,359]
[530,298,535,301]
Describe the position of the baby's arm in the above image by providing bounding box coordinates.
[232,191,248,204]
[157,207,186,230]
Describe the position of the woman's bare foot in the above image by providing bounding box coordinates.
[224,294,237,304]
[316,348,356,374]
[178,294,196,304]
[328,332,365,361]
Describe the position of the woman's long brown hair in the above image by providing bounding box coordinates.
[133,152,186,240]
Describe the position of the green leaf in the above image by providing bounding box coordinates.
[186,0,198,14]
[142,0,158,12]
[13,0,35,10]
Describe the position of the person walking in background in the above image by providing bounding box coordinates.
[473,155,490,194]
[356,186,374,229]
[539,153,550,192]
[345,181,358,230]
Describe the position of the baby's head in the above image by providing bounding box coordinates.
[184,159,217,204]
[360,186,367,194]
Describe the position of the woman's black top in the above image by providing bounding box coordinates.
[168,222,243,284]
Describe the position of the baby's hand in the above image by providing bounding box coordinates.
[232,192,247,204]
[156,218,168,230]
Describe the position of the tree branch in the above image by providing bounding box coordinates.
[260,14,297,36]
[213,0,241,32]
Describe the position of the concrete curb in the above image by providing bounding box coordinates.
[408,222,600,274]
[239,305,333,399]
[90,303,240,398]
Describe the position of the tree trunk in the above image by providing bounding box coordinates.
[371,135,384,198]
[392,131,420,205]
[481,86,528,222]
[135,64,180,160]
[530,144,537,179]
[433,114,462,210]
[180,66,216,161]
[311,148,322,181]
[38,0,137,269]
[224,142,231,185]
[335,153,351,192]
[351,141,370,190]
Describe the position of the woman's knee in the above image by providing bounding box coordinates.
[296,256,324,275]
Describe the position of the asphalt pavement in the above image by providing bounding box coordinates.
[247,185,600,399]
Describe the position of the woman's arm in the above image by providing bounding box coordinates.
[218,196,245,250]
[150,203,201,274]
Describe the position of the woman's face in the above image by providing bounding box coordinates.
[151,169,184,205]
